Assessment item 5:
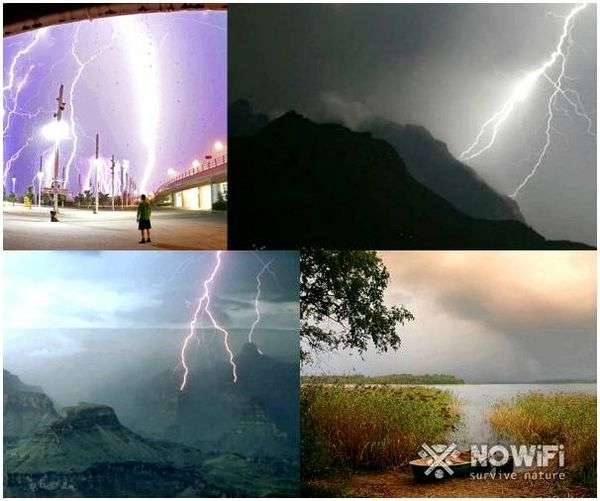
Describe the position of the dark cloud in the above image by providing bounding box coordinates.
[4,252,299,405]
[305,251,596,382]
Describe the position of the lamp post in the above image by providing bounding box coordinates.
[52,84,65,213]
[120,160,124,209]
[40,84,67,214]
[110,155,115,211]
[37,172,43,207]
[94,132,99,214]
[37,155,43,206]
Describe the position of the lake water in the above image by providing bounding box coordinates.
[425,383,597,447]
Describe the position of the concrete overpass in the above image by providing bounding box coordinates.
[153,154,227,210]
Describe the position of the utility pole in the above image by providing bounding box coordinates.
[120,161,124,209]
[52,84,65,214]
[110,155,115,211]
[94,132,99,214]
[37,155,43,207]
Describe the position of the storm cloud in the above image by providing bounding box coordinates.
[305,251,596,383]
[4,251,299,406]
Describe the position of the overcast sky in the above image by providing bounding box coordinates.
[305,251,596,383]
[230,4,596,245]
[4,251,298,403]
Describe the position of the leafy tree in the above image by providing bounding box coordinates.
[99,192,110,206]
[212,189,228,210]
[300,250,414,362]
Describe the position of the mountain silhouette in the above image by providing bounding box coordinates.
[363,118,525,222]
[228,109,592,250]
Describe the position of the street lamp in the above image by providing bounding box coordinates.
[192,159,200,169]
[214,140,225,152]
[167,168,178,178]
[43,84,67,215]
[41,121,69,142]
[93,157,101,214]
[37,171,43,207]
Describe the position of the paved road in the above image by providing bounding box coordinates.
[3,204,227,250]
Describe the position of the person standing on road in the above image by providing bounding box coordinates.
[136,194,152,244]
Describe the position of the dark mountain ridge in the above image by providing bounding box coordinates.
[4,401,213,497]
[229,110,592,250]
[4,367,299,496]
[362,118,525,222]
[5,403,204,474]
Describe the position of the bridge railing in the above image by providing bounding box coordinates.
[154,154,227,195]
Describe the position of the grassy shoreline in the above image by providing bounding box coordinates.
[489,392,596,494]
[301,384,596,497]
[301,384,459,480]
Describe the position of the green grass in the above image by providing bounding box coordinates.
[301,384,459,478]
[302,373,464,385]
[489,392,596,489]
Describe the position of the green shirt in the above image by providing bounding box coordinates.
[137,201,151,220]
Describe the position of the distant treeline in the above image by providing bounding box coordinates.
[302,373,465,385]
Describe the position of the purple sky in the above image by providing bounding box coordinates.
[3,10,226,196]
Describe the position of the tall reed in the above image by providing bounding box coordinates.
[489,392,596,487]
[301,384,458,476]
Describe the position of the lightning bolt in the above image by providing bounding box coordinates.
[3,28,46,95]
[3,64,35,136]
[248,260,272,345]
[2,29,47,188]
[63,25,115,190]
[3,135,35,187]
[459,3,593,197]
[115,16,159,195]
[180,251,237,391]
[252,250,280,286]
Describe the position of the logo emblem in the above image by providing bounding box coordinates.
[418,443,457,476]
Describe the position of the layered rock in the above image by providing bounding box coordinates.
[4,370,59,440]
